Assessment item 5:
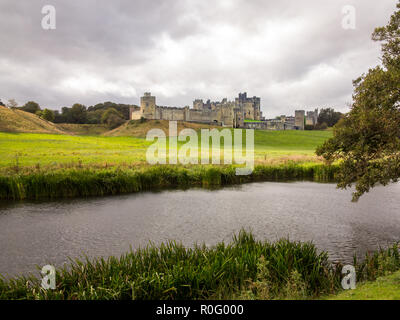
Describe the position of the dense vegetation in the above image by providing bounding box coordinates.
[317,2,400,201]
[0,230,399,300]
[0,164,338,201]
[316,108,343,129]
[53,102,136,126]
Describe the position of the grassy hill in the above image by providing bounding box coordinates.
[105,119,219,137]
[0,106,66,134]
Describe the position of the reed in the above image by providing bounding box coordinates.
[0,164,339,201]
[1,230,398,300]
[0,230,336,300]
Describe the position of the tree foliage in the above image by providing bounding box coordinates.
[317,108,343,127]
[41,108,55,122]
[53,102,135,124]
[20,101,41,114]
[101,108,125,128]
[88,102,131,120]
[316,2,400,201]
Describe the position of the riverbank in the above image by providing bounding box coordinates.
[0,231,399,300]
[328,270,400,300]
[0,163,338,201]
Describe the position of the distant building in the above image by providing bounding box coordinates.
[130,92,262,128]
[305,109,319,126]
[295,110,305,130]
[130,92,319,131]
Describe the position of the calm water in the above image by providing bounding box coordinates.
[1,182,400,277]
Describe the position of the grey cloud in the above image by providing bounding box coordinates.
[0,0,397,118]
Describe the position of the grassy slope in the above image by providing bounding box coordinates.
[0,106,66,134]
[57,123,110,135]
[328,270,400,300]
[105,119,220,137]
[0,129,332,169]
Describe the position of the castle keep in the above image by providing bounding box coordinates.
[130,92,262,128]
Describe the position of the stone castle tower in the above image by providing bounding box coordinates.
[140,92,156,119]
[295,110,305,130]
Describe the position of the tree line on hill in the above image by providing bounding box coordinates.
[0,99,138,129]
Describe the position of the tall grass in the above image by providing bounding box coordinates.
[0,164,339,201]
[1,231,398,300]
[0,230,336,300]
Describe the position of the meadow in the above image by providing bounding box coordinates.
[0,129,336,200]
[0,129,332,170]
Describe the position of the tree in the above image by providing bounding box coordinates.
[317,108,343,127]
[316,2,400,201]
[101,108,125,128]
[6,99,18,109]
[41,108,55,122]
[88,102,132,120]
[0,100,4,106]
[20,101,41,114]
[315,122,328,130]
[70,104,87,124]
[86,109,104,124]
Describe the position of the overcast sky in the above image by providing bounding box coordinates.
[0,0,397,118]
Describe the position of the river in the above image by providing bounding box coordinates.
[1,181,400,277]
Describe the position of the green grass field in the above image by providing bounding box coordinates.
[0,132,151,168]
[0,130,332,170]
[0,129,335,200]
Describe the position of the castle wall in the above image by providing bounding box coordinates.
[187,109,220,124]
[158,107,185,121]
[305,117,315,126]
[129,106,142,120]
[131,110,142,120]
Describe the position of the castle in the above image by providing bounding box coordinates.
[130,92,262,128]
[130,92,317,130]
